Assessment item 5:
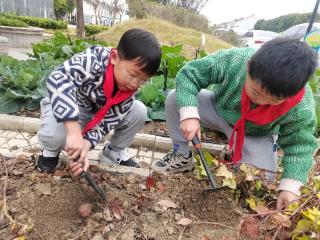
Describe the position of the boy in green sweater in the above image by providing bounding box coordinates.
[151,38,318,210]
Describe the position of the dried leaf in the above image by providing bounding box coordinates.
[13,170,24,176]
[261,218,278,231]
[158,183,166,192]
[271,213,291,228]
[301,206,320,223]
[103,207,113,222]
[156,200,177,209]
[222,178,237,189]
[195,151,217,167]
[246,198,256,210]
[110,199,125,220]
[216,165,233,179]
[240,164,256,181]
[177,217,192,226]
[12,237,25,240]
[96,224,114,235]
[133,195,145,207]
[264,236,273,240]
[246,199,270,215]
[91,232,104,240]
[254,202,269,215]
[292,219,313,238]
[202,235,210,240]
[240,216,260,240]
[286,202,299,213]
[15,152,33,161]
[18,225,29,236]
[79,203,92,218]
[146,176,156,190]
[265,182,277,191]
[255,180,262,191]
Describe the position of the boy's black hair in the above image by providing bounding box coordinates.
[248,37,318,98]
[117,28,161,76]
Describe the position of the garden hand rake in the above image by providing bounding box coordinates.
[75,157,107,200]
[192,135,228,194]
[79,171,107,200]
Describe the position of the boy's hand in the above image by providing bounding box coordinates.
[180,118,201,141]
[64,121,91,176]
[69,139,92,176]
[276,190,299,210]
[64,121,85,160]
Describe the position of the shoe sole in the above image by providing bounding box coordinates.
[100,154,139,168]
[152,163,195,174]
[100,154,118,165]
[36,160,61,173]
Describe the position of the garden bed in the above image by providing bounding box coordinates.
[0,156,242,240]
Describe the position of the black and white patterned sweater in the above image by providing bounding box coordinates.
[46,46,134,148]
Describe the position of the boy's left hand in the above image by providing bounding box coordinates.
[276,190,299,210]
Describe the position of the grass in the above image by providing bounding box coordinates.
[96,18,231,59]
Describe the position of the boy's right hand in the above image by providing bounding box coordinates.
[69,139,91,176]
[180,118,201,141]
[64,121,88,174]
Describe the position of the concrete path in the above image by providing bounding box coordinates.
[8,47,33,60]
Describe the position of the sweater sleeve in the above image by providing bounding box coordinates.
[277,89,318,185]
[175,48,249,121]
[46,46,110,122]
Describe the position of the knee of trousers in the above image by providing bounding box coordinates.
[37,129,66,151]
[130,100,147,125]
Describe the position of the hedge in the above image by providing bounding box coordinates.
[0,16,29,28]
[85,24,109,36]
[0,13,67,29]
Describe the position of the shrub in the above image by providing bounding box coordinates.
[16,15,67,29]
[127,0,210,33]
[212,29,243,47]
[0,13,67,29]
[0,16,28,28]
[85,24,109,36]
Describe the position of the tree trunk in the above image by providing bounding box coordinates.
[76,0,85,38]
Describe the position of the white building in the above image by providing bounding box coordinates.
[82,1,128,26]
[216,15,258,35]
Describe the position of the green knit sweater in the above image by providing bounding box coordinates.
[176,47,318,184]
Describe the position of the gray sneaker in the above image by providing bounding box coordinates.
[151,150,194,173]
[100,145,139,168]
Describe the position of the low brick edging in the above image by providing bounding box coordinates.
[0,114,225,154]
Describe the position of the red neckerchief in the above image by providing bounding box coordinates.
[229,86,305,163]
[82,49,135,135]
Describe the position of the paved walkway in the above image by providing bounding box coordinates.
[8,48,33,60]
[0,129,167,170]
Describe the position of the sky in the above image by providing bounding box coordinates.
[201,0,317,24]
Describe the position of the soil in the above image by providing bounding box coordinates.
[0,154,243,240]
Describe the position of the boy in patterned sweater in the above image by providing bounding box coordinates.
[37,28,161,176]
[152,38,318,210]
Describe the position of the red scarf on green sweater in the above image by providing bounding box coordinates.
[229,87,305,163]
[82,50,135,135]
